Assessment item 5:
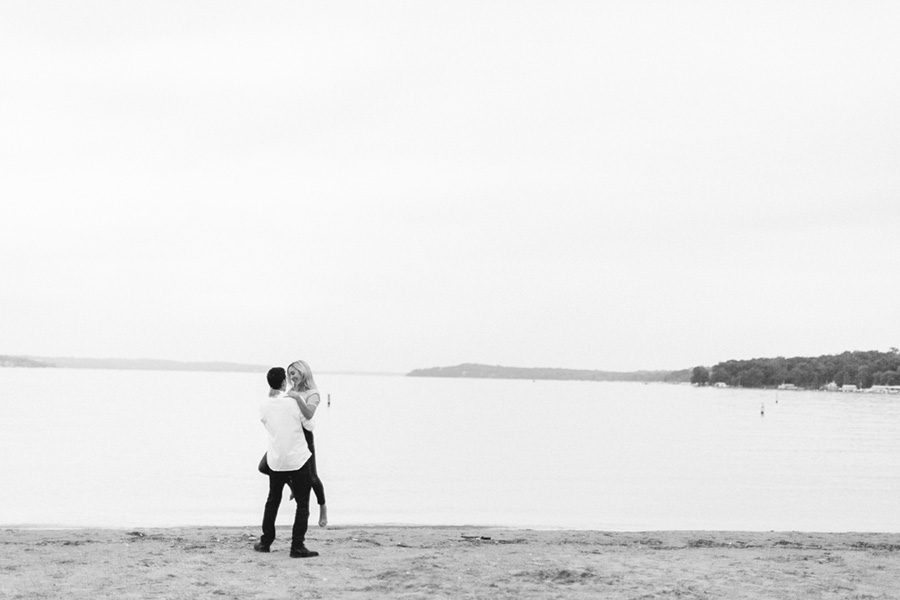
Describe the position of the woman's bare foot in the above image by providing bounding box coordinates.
[318,504,328,527]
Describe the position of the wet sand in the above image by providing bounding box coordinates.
[1,527,899,599]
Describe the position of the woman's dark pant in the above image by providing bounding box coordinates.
[260,462,311,551]
[302,428,326,506]
[258,429,325,505]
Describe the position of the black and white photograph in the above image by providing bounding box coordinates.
[2,1,899,598]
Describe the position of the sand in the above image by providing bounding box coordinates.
[1,527,899,599]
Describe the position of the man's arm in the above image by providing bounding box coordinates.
[287,389,319,420]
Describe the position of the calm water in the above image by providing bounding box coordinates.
[1,368,899,531]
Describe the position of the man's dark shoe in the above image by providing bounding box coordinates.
[253,542,271,553]
[289,545,319,558]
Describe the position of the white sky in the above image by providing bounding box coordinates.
[2,1,899,372]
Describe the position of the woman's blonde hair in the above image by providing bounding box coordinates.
[287,359,317,391]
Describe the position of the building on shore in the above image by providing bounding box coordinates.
[867,385,900,394]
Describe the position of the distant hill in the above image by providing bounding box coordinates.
[2,355,268,373]
[1,355,399,375]
[408,363,691,383]
[0,355,53,368]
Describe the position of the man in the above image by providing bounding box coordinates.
[254,367,319,558]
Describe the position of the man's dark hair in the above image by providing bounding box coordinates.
[267,367,286,390]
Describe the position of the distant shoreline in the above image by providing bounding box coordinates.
[407,363,691,384]
[0,355,399,376]
[410,350,900,390]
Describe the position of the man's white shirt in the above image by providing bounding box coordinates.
[259,393,311,471]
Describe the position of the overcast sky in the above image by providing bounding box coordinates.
[2,1,898,373]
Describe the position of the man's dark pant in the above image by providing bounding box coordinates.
[260,462,312,551]
[259,432,325,506]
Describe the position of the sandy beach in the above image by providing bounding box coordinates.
[1,527,898,599]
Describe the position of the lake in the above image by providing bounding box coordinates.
[1,368,899,531]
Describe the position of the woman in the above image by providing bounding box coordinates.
[257,359,328,527]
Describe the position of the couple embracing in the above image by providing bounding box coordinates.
[254,360,327,558]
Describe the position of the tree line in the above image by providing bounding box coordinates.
[690,349,900,389]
